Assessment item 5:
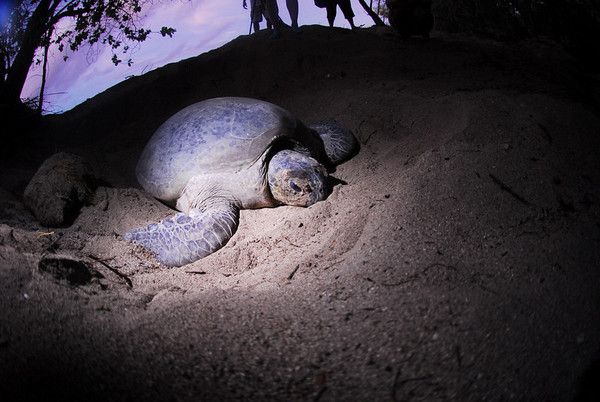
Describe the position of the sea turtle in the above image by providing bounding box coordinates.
[125,97,357,267]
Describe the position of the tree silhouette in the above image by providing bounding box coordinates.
[0,0,175,108]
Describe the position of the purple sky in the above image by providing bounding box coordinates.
[22,0,375,114]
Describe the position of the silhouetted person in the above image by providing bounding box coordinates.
[287,0,299,29]
[324,0,356,29]
[243,0,282,37]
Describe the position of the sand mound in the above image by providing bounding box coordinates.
[1,26,599,400]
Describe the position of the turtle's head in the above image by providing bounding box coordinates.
[267,150,327,207]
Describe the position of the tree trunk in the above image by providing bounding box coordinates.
[0,0,52,104]
[38,34,51,114]
[0,52,6,90]
[357,0,386,26]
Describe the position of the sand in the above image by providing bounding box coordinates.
[1,25,599,400]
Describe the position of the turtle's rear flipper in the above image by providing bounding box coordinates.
[124,205,239,267]
[309,120,359,165]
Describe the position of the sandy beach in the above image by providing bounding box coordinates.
[1,25,599,400]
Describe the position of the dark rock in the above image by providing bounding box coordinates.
[23,153,96,227]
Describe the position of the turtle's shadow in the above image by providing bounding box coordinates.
[325,176,347,198]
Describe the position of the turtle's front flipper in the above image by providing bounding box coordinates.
[124,204,239,267]
[309,120,359,165]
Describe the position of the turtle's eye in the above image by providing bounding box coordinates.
[290,181,302,193]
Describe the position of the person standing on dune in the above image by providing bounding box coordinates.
[322,0,356,29]
[286,0,299,29]
[243,0,282,37]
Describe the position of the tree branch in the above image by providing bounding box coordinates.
[357,0,385,26]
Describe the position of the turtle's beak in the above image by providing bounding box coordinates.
[303,166,327,206]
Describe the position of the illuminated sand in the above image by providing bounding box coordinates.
[1,26,599,400]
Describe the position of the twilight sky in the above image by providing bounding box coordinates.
[22,0,375,114]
